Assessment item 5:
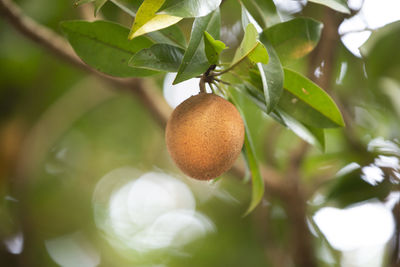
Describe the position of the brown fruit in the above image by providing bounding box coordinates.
[165,93,245,180]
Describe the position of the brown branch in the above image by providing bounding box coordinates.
[283,141,315,267]
[279,7,345,267]
[0,0,170,129]
[0,0,85,70]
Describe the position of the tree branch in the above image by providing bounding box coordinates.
[0,0,170,128]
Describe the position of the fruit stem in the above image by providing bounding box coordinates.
[199,76,206,93]
[199,65,217,94]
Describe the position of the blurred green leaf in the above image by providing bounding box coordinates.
[257,33,284,113]
[174,9,220,84]
[161,0,222,17]
[241,0,280,28]
[326,164,391,208]
[242,127,264,215]
[308,0,350,14]
[279,68,345,128]
[129,44,184,72]
[61,20,157,77]
[274,109,325,150]
[204,31,225,65]
[94,0,108,15]
[229,88,264,215]
[74,0,95,6]
[109,0,142,16]
[263,18,323,63]
[128,0,182,39]
[231,24,268,66]
[360,21,400,83]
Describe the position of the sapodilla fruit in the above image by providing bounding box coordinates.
[166,93,245,180]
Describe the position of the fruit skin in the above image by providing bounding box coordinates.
[166,93,245,180]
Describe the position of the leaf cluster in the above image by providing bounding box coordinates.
[66,0,353,213]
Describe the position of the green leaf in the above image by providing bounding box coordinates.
[231,23,268,66]
[249,43,269,64]
[242,127,264,215]
[241,82,324,148]
[229,88,264,215]
[241,0,281,28]
[279,68,345,128]
[129,0,182,39]
[308,0,350,14]
[129,44,184,72]
[360,21,400,83]
[203,31,225,65]
[173,9,220,84]
[110,0,142,16]
[94,0,108,15]
[109,0,187,48]
[257,33,284,113]
[263,18,323,64]
[326,163,391,208]
[147,24,187,48]
[160,0,221,17]
[130,0,165,34]
[60,20,157,77]
[274,109,325,150]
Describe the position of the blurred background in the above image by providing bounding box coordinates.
[1,0,400,266]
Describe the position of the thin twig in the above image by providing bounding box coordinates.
[213,77,231,86]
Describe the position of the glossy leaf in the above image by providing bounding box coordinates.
[241,0,280,28]
[263,18,323,63]
[161,0,222,17]
[204,31,225,65]
[94,0,107,15]
[257,33,284,113]
[109,0,186,48]
[129,0,182,39]
[229,88,264,215]
[231,23,268,66]
[61,20,157,77]
[129,44,184,72]
[173,9,220,84]
[279,68,345,128]
[241,82,324,148]
[130,0,165,35]
[308,0,350,14]
[131,14,182,39]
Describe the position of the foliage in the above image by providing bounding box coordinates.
[63,0,348,213]
[2,0,400,266]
